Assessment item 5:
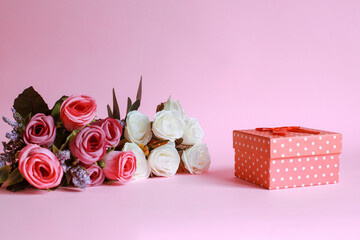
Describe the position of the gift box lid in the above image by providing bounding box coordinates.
[233,127,342,160]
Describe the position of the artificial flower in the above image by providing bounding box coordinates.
[152,110,185,141]
[60,95,97,131]
[93,118,122,148]
[181,117,204,145]
[181,143,211,174]
[124,110,152,145]
[163,96,186,120]
[23,113,56,147]
[18,144,63,189]
[122,142,150,180]
[103,151,136,183]
[148,142,180,177]
[85,164,105,187]
[69,125,106,165]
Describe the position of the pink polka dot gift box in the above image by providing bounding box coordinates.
[233,127,342,190]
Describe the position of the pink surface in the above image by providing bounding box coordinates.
[0,1,359,239]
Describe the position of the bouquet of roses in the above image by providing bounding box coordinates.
[0,78,210,192]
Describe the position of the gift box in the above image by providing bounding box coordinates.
[233,127,342,190]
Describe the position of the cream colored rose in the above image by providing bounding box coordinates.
[122,142,151,181]
[163,96,186,120]
[181,117,204,145]
[181,143,211,174]
[125,110,152,145]
[148,142,180,177]
[152,110,185,141]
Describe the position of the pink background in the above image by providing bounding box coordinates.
[1,1,359,239]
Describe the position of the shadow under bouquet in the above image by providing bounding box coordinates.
[0,77,211,192]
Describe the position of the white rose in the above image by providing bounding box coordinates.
[152,110,185,141]
[181,143,211,174]
[181,117,204,145]
[122,142,151,181]
[125,110,152,145]
[163,96,186,120]
[148,142,180,177]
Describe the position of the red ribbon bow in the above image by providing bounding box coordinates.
[255,126,320,136]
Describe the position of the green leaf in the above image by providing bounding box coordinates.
[48,185,59,191]
[126,97,132,114]
[130,99,140,112]
[136,76,142,102]
[104,179,113,185]
[13,111,25,124]
[107,104,113,118]
[65,171,72,185]
[24,113,32,125]
[112,88,120,119]
[52,145,60,155]
[51,95,68,122]
[6,179,29,192]
[0,165,11,184]
[53,127,69,149]
[13,86,50,118]
[106,147,116,153]
[60,130,79,150]
[97,160,105,168]
[7,168,24,186]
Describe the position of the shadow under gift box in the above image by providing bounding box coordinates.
[233,127,342,190]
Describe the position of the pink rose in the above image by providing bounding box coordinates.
[103,151,136,183]
[92,118,122,148]
[23,113,56,147]
[18,144,63,189]
[69,125,106,165]
[85,164,105,187]
[60,95,97,131]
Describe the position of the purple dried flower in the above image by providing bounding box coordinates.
[56,150,71,172]
[1,108,26,167]
[56,150,70,164]
[70,166,91,189]
[3,108,23,142]
[5,130,18,141]
[11,107,22,123]
[0,155,7,168]
[2,116,18,129]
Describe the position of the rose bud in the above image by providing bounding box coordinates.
[103,151,136,183]
[181,143,211,174]
[152,110,185,141]
[122,142,151,181]
[92,118,122,148]
[69,125,106,165]
[181,117,204,145]
[18,144,63,189]
[60,95,97,131]
[85,164,105,187]
[148,142,180,177]
[124,111,152,145]
[23,113,56,147]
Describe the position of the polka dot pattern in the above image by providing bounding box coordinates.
[233,128,342,190]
